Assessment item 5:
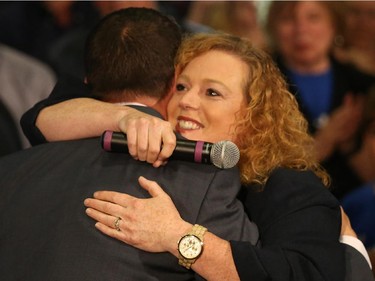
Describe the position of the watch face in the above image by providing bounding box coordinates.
[178,234,203,259]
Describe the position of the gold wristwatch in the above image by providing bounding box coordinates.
[177,224,207,269]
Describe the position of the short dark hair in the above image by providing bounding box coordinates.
[85,7,181,102]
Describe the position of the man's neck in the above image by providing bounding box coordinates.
[107,97,167,119]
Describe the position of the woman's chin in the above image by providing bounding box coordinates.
[178,130,206,142]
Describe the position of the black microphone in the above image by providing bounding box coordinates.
[101,130,240,169]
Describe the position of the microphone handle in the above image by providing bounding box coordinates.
[101,131,213,164]
[169,140,213,164]
[102,131,129,153]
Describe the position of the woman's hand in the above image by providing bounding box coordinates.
[118,111,176,167]
[84,176,191,254]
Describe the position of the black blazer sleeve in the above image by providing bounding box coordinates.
[0,100,22,156]
[20,75,91,146]
[343,244,374,281]
[231,168,345,281]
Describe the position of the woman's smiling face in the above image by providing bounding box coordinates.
[167,50,248,143]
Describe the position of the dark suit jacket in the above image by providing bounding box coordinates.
[233,168,374,281]
[0,99,22,157]
[0,106,258,281]
[345,245,374,281]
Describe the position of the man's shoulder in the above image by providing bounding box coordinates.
[0,138,100,170]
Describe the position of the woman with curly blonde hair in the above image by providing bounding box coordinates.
[80,33,343,280]
[173,33,329,187]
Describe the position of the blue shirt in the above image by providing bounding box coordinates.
[287,68,333,127]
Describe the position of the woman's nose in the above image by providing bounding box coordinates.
[179,89,200,110]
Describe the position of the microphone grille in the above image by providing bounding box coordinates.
[210,141,240,169]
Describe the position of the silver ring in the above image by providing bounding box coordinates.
[114,217,121,231]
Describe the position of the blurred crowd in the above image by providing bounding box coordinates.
[0,0,374,274]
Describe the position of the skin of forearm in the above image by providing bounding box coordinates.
[192,233,240,281]
[36,98,130,141]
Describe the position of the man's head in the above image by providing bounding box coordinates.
[84,7,181,104]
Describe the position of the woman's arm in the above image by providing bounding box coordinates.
[36,98,132,141]
[37,99,175,165]
[84,176,241,281]
[240,168,345,281]
[21,76,92,145]
[39,100,176,165]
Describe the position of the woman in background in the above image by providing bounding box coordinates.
[266,1,375,199]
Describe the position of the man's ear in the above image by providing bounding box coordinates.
[84,77,88,84]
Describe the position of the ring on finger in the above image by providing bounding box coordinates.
[114,217,121,231]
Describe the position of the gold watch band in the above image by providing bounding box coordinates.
[178,257,194,269]
[178,224,207,269]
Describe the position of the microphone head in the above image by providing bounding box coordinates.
[210,141,240,169]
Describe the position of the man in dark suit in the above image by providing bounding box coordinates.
[0,8,257,281]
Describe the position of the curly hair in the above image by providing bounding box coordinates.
[175,33,329,187]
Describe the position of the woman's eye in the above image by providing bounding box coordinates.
[207,89,220,97]
[176,83,186,91]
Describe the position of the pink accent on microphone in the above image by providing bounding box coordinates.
[194,141,204,163]
[103,131,113,151]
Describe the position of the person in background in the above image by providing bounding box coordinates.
[181,1,266,49]
[48,1,158,80]
[335,1,375,76]
[265,0,375,200]
[0,1,98,70]
[157,1,215,35]
[0,43,56,149]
